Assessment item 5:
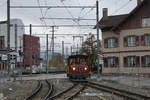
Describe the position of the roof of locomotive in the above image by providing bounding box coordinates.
[67,55,88,59]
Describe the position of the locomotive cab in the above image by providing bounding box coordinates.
[66,55,91,80]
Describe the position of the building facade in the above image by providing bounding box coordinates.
[0,19,25,70]
[0,19,25,61]
[99,0,150,76]
[23,34,40,67]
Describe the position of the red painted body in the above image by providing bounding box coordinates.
[69,64,90,74]
[23,34,40,67]
[67,55,91,79]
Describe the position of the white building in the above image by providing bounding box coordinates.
[0,19,25,62]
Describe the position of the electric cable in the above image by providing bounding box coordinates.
[111,0,133,15]
[60,0,81,25]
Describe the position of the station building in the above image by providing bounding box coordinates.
[99,0,150,76]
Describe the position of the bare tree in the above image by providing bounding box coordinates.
[80,33,102,72]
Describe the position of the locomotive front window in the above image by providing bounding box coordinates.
[80,58,87,64]
[69,57,87,65]
[76,58,79,64]
[70,58,75,64]
[74,58,80,64]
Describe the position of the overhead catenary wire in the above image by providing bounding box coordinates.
[32,33,96,35]
[44,0,48,6]
[14,24,95,27]
[10,5,96,8]
[80,5,95,18]
[10,1,97,35]
[60,0,81,25]
[40,17,96,21]
[37,0,50,35]
[9,0,98,58]
[0,1,7,7]
[111,0,133,15]
[37,0,51,33]
[42,0,56,25]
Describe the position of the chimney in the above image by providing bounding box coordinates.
[103,8,108,20]
[137,0,142,5]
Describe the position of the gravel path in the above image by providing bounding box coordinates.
[74,84,124,100]
[0,80,38,100]
[1,74,150,100]
[89,78,150,98]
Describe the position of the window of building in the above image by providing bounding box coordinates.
[108,38,115,48]
[127,56,136,67]
[142,56,150,67]
[141,34,150,46]
[127,36,136,47]
[108,57,115,67]
[142,18,150,27]
[145,35,150,46]
[124,56,140,67]
[104,57,119,67]
[146,56,150,66]
[104,38,118,48]
[124,36,139,47]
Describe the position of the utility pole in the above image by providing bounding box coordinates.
[77,44,78,54]
[96,0,101,80]
[29,24,32,74]
[7,0,10,80]
[70,46,72,55]
[81,36,84,48]
[46,34,48,73]
[15,24,17,52]
[66,47,68,58]
[14,24,17,70]
[19,35,22,80]
[62,41,64,68]
[52,26,55,58]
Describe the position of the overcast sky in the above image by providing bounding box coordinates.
[0,0,137,53]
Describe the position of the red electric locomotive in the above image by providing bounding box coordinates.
[66,55,91,80]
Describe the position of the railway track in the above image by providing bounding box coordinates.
[86,81,150,100]
[26,80,53,100]
[49,83,85,100]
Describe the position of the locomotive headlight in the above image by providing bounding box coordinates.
[72,67,76,71]
[84,67,87,70]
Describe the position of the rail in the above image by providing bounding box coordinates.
[25,80,53,100]
[25,80,42,100]
[43,80,53,100]
[66,85,85,100]
[87,81,150,100]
